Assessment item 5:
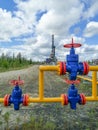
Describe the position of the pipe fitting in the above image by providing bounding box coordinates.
[61,84,86,109]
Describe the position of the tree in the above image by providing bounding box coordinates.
[17,52,22,64]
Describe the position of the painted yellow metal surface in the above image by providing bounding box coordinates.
[0,98,4,103]
[39,65,59,71]
[77,75,92,82]
[39,70,44,100]
[90,66,98,71]
[92,71,97,98]
[29,97,62,103]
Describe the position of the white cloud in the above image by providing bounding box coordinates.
[83,0,98,19]
[83,21,98,37]
[0,8,33,42]
[76,44,98,61]
[36,1,84,35]
[0,0,84,42]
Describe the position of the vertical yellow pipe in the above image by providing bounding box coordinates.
[92,71,97,98]
[39,70,44,100]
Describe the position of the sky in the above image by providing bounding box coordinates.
[0,0,98,61]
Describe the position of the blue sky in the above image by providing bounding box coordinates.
[0,0,98,61]
[0,0,16,12]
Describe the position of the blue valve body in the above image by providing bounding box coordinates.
[9,85,23,110]
[66,48,84,80]
[67,84,81,109]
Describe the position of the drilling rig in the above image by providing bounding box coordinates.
[46,35,57,64]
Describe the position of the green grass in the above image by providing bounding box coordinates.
[0,64,33,72]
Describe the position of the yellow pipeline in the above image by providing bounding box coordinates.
[86,97,98,101]
[0,98,4,103]
[39,65,60,71]
[29,97,62,103]
[39,70,44,100]
[77,75,92,82]
[92,71,97,98]
[90,66,98,71]
[38,65,61,101]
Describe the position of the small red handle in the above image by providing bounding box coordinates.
[63,38,82,48]
[65,79,80,84]
[9,76,24,86]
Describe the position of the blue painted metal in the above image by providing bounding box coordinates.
[67,84,81,109]
[8,85,23,110]
[66,47,84,80]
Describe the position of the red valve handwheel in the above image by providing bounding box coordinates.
[9,76,24,86]
[83,62,89,75]
[61,94,68,105]
[59,62,66,75]
[63,38,82,48]
[4,94,10,106]
[80,93,86,105]
[65,79,80,84]
[23,94,29,106]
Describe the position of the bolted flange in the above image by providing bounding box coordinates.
[83,62,89,75]
[59,62,66,75]
[80,93,86,105]
[4,94,10,106]
[61,94,68,105]
[23,94,29,106]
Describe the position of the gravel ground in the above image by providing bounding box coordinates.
[0,65,98,130]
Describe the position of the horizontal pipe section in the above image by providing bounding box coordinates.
[90,66,98,71]
[0,98,4,103]
[29,97,62,103]
[39,65,59,71]
[28,97,98,103]
[86,96,98,101]
[77,76,98,84]
[39,65,98,71]
[77,76,92,82]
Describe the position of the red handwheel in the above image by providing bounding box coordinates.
[63,38,82,48]
[65,79,80,84]
[9,76,24,86]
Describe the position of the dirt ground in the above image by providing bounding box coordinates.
[0,65,98,130]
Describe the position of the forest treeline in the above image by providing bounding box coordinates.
[0,52,33,71]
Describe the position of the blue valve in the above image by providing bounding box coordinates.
[59,38,89,79]
[61,84,86,110]
[4,77,29,110]
[9,84,23,110]
[60,38,87,109]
